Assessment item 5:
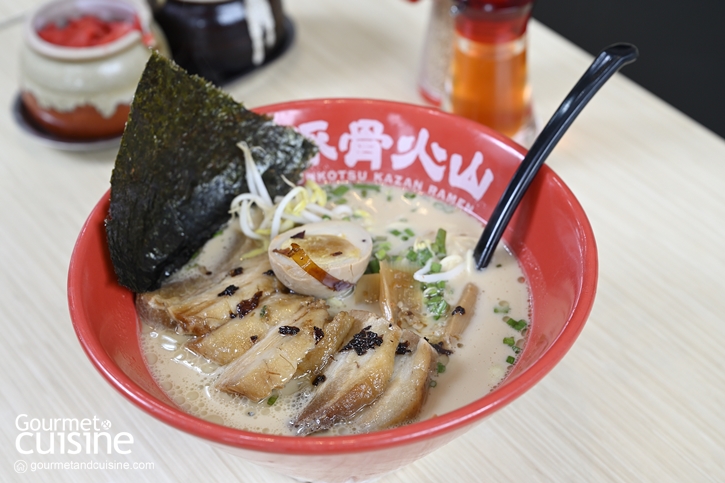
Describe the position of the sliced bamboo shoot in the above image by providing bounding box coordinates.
[443,283,478,350]
[378,261,424,329]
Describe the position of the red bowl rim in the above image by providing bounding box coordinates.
[68,98,598,456]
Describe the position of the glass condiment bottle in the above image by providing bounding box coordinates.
[417,0,456,106]
[442,0,536,145]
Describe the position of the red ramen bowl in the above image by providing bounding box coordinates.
[68,98,597,483]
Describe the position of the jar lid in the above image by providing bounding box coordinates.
[25,0,153,61]
[454,0,533,43]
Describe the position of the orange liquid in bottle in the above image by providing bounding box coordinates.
[446,35,531,137]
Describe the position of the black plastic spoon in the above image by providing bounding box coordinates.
[473,43,639,269]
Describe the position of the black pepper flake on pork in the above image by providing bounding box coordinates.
[330,251,343,257]
[396,341,412,355]
[291,231,305,239]
[313,326,324,344]
[312,374,326,386]
[279,326,301,335]
[235,291,263,318]
[452,305,466,316]
[426,338,453,356]
[340,325,383,356]
[250,335,258,343]
[263,269,275,276]
[217,284,239,297]
[229,267,244,277]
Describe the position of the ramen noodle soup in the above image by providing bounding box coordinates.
[140,183,530,436]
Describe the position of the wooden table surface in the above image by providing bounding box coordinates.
[1,1,723,482]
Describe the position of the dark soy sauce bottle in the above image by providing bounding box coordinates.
[150,0,287,85]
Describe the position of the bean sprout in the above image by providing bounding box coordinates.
[414,254,468,283]
[271,186,306,240]
[229,142,361,256]
[238,141,272,205]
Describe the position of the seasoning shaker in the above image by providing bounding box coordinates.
[442,0,536,146]
[417,0,456,106]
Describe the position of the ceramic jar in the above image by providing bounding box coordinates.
[151,0,288,85]
[19,0,162,140]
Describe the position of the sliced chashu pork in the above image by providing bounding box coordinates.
[136,235,282,336]
[186,292,314,365]
[215,298,330,402]
[347,329,438,432]
[293,310,401,436]
[294,310,356,378]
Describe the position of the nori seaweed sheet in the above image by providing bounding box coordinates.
[106,51,316,293]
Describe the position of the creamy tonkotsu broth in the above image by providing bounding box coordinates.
[140,184,531,435]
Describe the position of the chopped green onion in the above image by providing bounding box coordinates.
[267,395,278,406]
[353,183,380,192]
[404,228,415,237]
[430,262,442,273]
[331,185,350,196]
[427,299,449,318]
[375,249,388,260]
[493,306,511,314]
[433,228,447,257]
[506,356,516,365]
[417,248,433,265]
[503,337,515,346]
[403,192,417,199]
[433,201,455,213]
[260,305,268,317]
[366,258,380,274]
[389,229,402,236]
[506,319,528,331]
[437,362,446,374]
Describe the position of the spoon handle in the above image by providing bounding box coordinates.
[473,43,639,269]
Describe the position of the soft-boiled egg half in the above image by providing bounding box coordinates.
[268,220,373,299]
